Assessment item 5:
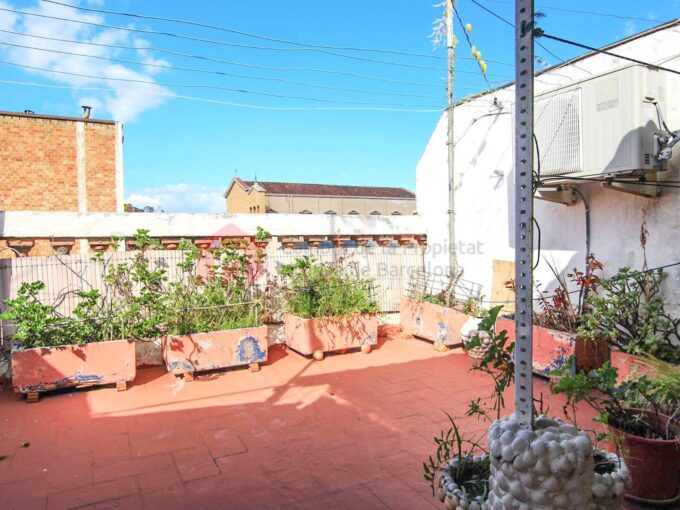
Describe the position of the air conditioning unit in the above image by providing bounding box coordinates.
[532,65,668,177]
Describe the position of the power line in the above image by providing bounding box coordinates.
[0,78,444,112]
[468,0,565,62]
[452,4,492,89]
[0,59,443,108]
[0,40,448,99]
[41,0,449,60]
[483,0,662,23]
[0,7,450,73]
[537,32,680,76]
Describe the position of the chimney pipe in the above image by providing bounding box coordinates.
[24,109,34,114]
[81,105,92,119]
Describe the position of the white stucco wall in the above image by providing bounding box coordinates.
[0,211,424,238]
[416,23,680,311]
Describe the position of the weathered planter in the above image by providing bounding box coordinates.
[11,339,135,400]
[611,409,680,504]
[496,317,609,377]
[488,415,595,509]
[163,326,268,378]
[590,449,631,510]
[438,455,490,510]
[400,297,474,348]
[283,313,377,358]
[609,350,650,383]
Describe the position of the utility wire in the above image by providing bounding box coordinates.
[0,40,447,99]
[468,0,565,62]
[41,0,448,60]
[482,0,662,23]
[452,4,492,89]
[537,32,680,76]
[0,7,451,72]
[0,60,442,108]
[0,79,444,112]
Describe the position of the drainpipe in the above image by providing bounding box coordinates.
[572,186,591,310]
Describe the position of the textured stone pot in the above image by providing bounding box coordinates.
[589,449,631,510]
[487,415,595,509]
[163,326,268,376]
[612,409,680,504]
[283,313,377,356]
[400,297,474,348]
[438,455,490,510]
[11,339,135,394]
[495,317,609,377]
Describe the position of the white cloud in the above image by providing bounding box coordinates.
[622,21,637,37]
[0,0,172,122]
[126,184,226,213]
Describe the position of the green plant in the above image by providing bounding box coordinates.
[279,256,378,319]
[578,266,680,363]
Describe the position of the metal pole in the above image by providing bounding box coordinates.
[514,0,535,429]
[446,0,456,274]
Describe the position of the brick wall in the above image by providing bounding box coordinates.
[0,112,120,212]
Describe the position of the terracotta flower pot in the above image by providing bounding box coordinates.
[11,339,135,396]
[399,297,474,348]
[495,317,609,377]
[611,409,680,504]
[283,313,377,357]
[163,326,268,377]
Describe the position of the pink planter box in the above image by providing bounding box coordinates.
[11,339,135,394]
[400,297,473,346]
[162,326,268,375]
[496,317,609,377]
[283,313,378,356]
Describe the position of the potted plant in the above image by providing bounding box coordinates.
[498,255,609,378]
[162,240,268,379]
[401,272,485,351]
[552,362,679,504]
[280,256,378,360]
[2,282,135,402]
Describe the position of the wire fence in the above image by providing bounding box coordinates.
[405,269,483,307]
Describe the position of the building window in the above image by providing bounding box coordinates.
[370,211,381,216]
[257,205,260,213]
[324,210,337,215]
[347,210,359,215]
[299,209,312,214]
[391,211,401,216]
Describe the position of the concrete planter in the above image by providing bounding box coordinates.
[283,313,377,358]
[163,326,268,378]
[488,415,595,509]
[438,455,490,510]
[495,317,609,377]
[400,297,474,348]
[590,449,631,510]
[11,339,135,400]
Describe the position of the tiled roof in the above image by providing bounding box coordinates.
[234,179,415,199]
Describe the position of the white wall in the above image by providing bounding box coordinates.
[416,23,680,311]
[0,211,424,238]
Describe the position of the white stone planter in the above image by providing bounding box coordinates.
[487,415,595,509]
[588,449,631,510]
[460,317,491,359]
[438,455,490,510]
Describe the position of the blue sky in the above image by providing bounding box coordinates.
[0,0,678,212]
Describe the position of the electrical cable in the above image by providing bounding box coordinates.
[0,40,447,100]
[0,6,461,73]
[41,0,448,60]
[537,32,680,76]
[452,4,492,89]
[482,0,663,23]
[0,61,444,108]
[0,78,445,112]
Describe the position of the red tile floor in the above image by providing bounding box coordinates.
[0,334,633,510]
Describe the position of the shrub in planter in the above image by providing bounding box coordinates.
[552,362,679,504]
[279,256,378,358]
[162,240,268,377]
[2,282,135,398]
[401,293,484,351]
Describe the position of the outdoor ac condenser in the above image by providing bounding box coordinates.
[532,65,668,177]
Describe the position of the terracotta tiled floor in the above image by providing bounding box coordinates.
[0,335,594,510]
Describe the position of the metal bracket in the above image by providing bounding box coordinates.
[601,180,660,198]
[514,0,535,429]
[534,186,577,205]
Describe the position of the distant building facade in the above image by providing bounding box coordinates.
[225,178,416,216]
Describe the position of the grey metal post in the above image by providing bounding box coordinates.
[514,0,535,429]
[446,0,456,274]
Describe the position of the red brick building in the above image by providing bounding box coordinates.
[0,110,123,257]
